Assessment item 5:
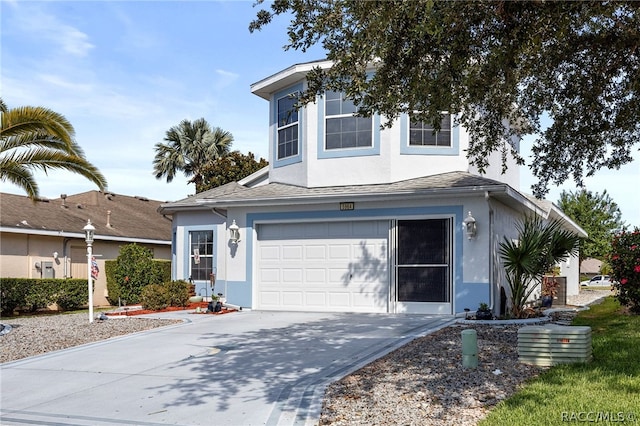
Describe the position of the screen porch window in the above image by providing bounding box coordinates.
[277,93,299,160]
[189,230,213,281]
[325,90,372,150]
[396,219,451,303]
[409,113,452,147]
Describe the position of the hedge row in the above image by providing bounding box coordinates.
[0,278,91,315]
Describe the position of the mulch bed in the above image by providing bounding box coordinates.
[105,302,236,317]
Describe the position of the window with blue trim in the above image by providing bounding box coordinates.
[189,230,213,281]
[276,92,299,160]
[410,113,452,147]
[325,90,372,150]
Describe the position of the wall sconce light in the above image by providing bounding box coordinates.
[229,220,240,244]
[462,211,477,240]
[53,251,59,259]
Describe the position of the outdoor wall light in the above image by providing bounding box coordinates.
[53,251,59,259]
[229,220,240,244]
[462,211,477,240]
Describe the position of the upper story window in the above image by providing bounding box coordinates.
[325,90,372,150]
[409,113,452,147]
[277,93,299,160]
[189,230,213,281]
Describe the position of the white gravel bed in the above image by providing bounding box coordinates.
[319,289,611,426]
[319,324,544,426]
[0,313,181,363]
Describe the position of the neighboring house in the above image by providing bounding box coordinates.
[158,60,586,315]
[0,191,172,306]
[580,258,603,278]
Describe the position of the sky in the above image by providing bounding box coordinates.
[1,0,638,226]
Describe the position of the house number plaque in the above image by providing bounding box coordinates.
[340,202,355,211]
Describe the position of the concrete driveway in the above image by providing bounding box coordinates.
[1,310,454,426]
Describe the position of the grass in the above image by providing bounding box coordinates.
[480,297,640,425]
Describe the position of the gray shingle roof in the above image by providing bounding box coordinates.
[160,171,510,212]
[1,191,172,242]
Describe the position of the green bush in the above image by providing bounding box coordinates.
[112,244,165,305]
[609,227,640,313]
[1,278,29,314]
[164,280,190,307]
[0,278,89,314]
[105,260,119,304]
[56,279,90,311]
[140,284,168,311]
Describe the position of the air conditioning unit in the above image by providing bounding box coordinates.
[518,324,592,366]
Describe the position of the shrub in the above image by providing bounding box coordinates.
[0,278,28,315]
[140,284,169,311]
[112,244,165,305]
[56,279,90,311]
[608,228,640,314]
[164,280,190,307]
[0,278,85,314]
[499,216,580,318]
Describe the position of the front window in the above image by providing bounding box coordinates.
[325,90,372,150]
[189,230,213,281]
[409,113,452,147]
[277,93,299,160]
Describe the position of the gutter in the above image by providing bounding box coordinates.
[169,184,513,211]
[0,227,171,245]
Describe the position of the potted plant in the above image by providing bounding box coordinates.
[476,302,493,320]
[541,276,559,308]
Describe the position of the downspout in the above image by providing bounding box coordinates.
[485,191,495,313]
[62,237,72,278]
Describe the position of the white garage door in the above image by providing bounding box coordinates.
[256,220,390,312]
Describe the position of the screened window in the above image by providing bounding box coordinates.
[325,90,372,150]
[277,93,299,160]
[189,230,213,281]
[396,219,450,303]
[409,113,452,147]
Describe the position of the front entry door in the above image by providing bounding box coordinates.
[394,219,452,314]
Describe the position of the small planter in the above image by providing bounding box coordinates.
[476,309,493,320]
[541,295,553,308]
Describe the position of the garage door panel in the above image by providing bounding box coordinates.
[283,246,303,260]
[305,269,326,283]
[282,292,303,306]
[260,269,280,283]
[282,269,303,282]
[328,292,350,307]
[260,245,280,260]
[257,220,389,313]
[260,292,280,306]
[305,292,326,306]
[304,245,326,259]
[329,245,351,260]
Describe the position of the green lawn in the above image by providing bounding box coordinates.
[480,297,640,425]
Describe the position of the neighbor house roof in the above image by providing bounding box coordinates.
[0,191,172,244]
[159,171,543,216]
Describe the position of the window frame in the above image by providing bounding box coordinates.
[188,230,214,281]
[317,90,380,159]
[400,112,460,156]
[273,84,303,168]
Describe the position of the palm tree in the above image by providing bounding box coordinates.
[0,98,107,200]
[499,216,580,318]
[153,118,233,189]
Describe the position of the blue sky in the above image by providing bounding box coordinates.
[1,0,638,225]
